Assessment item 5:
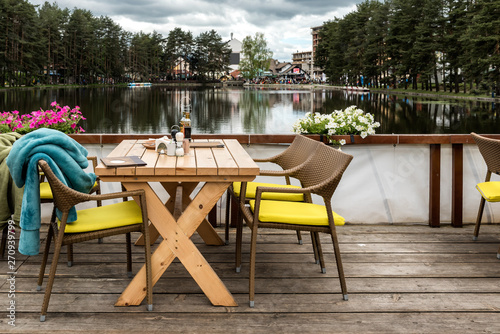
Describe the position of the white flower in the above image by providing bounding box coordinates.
[292,106,379,140]
[339,139,346,145]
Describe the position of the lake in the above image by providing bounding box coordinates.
[0,85,497,135]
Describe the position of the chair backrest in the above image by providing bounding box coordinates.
[38,160,89,213]
[290,143,353,200]
[471,132,500,176]
[273,135,321,170]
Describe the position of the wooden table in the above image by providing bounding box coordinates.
[95,139,259,307]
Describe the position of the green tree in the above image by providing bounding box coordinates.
[192,30,230,80]
[412,0,444,91]
[462,0,500,95]
[63,8,95,83]
[37,2,67,84]
[363,1,390,88]
[239,32,273,80]
[315,19,346,85]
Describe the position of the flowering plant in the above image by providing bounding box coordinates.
[292,105,380,145]
[0,101,86,134]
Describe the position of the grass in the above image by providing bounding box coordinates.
[369,87,496,100]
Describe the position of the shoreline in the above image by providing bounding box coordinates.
[243,83,500,103]
[1,82,498,103]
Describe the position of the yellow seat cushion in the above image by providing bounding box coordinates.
[233,182,304,201]
[59,201,143,233]
[249,200,345,226]
[40,181,99,200]
[476,182,500,202]
[40,182,53,199]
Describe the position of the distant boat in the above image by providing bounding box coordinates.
[343,86,369,92]
[128,82,152,87]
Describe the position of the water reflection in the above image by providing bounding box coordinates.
[0,86,497,134]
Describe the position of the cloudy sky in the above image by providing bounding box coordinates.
[28,0,362,61]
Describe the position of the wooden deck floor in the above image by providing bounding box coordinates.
[2,223,500,333]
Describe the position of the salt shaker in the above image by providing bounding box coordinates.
[175,131,184,142]
[175,141,184,156]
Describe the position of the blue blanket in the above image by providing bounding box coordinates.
[6,128,96,256]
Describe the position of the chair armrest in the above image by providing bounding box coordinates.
[83,189,145,203]
[259,157,311,177]
[254,186,310,199]
[253,147,288,163]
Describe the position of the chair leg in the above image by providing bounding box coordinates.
[67,245,73,267]
[40,230,65,322]
[313,232,326,274]
[235,208,244,273]
[126,233,132,278]
[473,197,486,241]
[311,232,319,264]
[329,230,348,301]
[1,224,7,259]
[142,226,153,311]
[37,226,54,290]
[296,231,303,245]
[248,222,259,308]
[225,190,231,245]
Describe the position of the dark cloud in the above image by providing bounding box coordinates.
[28,0,361,60]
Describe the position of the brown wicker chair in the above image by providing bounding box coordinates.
[39,156,102,266]
[471,133,500,258]
[225,134,321,244]
[236,143,353,307]
[36,160,153,321]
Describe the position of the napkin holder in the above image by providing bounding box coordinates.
[155,137,175,155]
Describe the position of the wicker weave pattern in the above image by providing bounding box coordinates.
[37,160,153,321]
[225,135,321,243]
[471,133,500,176]
[254,135,321,172]
[470,133,500,255]
[236,143,353,306]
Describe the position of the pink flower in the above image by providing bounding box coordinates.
[51,101,57,107]
[71,123,76,129]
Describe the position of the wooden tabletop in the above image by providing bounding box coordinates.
[95,139,259,181]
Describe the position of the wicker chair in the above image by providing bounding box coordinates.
[236,143,353,307]
[36,160,153,321]
[39,156,102,266]
[225,134,321,244]
[471,133,500,258]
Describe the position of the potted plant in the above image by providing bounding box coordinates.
[292,105,380,146]
[0,101,86,134]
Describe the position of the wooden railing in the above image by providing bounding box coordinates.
[70,133,495,228]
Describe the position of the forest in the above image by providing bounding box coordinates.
[0,0,231,87]
[2,0,499,95]
[315,0,500,94]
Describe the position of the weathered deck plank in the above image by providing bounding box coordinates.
[1,223,500,333]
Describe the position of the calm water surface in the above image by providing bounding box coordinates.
[0,86,497,134]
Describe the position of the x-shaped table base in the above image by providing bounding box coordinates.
[116,181,237,307]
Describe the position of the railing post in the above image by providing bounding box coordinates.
[429,144,441,227]
[451,144,463,227]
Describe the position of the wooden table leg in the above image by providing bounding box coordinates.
[134,182,224,246]
[118,181,236,307]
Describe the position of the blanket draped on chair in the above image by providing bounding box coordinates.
[0,132,23,231]
[6,128,96,256]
